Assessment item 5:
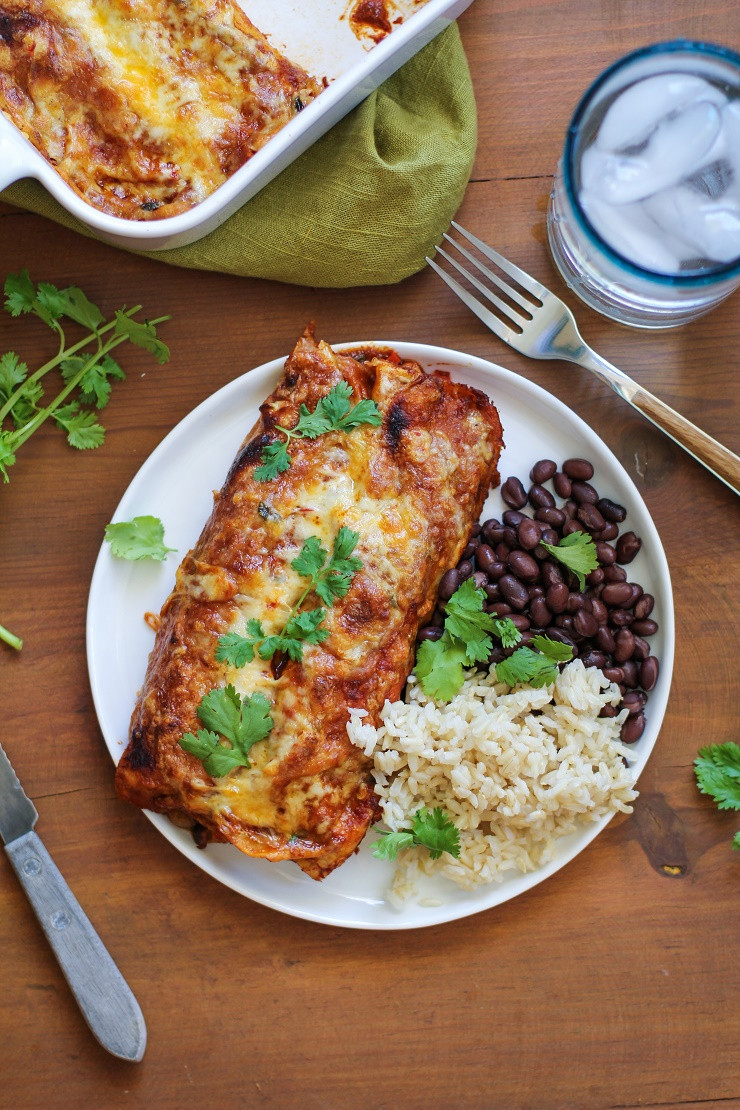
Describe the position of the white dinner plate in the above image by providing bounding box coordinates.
[87,342,674,929]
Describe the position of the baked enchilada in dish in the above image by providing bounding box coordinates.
[0,0,321,219]
[115,329,504,878]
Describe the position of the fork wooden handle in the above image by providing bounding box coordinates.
[580,350,740,495]
[623,383,739,494]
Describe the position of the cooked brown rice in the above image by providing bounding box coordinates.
[347,659,638,904]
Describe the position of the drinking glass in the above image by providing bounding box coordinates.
[547,40,740,328]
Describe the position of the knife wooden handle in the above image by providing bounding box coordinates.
[5,830,146,1061]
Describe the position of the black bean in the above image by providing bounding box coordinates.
[586,567,605,587]
[596,497,627,523]
[555,614,575,632]
[472,571,488,591]
[563,519,584,536]
[610,609,633,628]
[540,561,564,588]
[482,521,504,545]
[485,583,501,601]
[528,585,545,598]
[530,459,557,483]
[553,472,572,498]
[529,484,556,509]
[430,607,446,628]
[501,476,528,508]
[640,656,659,690]
[590,598,608,623]
[602,666,624,684]
[616,531,642,564]
[563,458,594,481]
[487,602,513,617]
[580,649,608,669]
[632,618,659,637]
[469,522,482,538]
[535,506,566,528]
[621,712,646,743]
[603,564,627,583]
[438,568,460,600]
[539,527,559,547]
[599,704,619,718]
[575,609,599,638]
[503,526,518,547]
[529,596,552,628]
[417,626,443,642]
[461,541,477,560]
[562,499,578,520]
[499,574,529,610]
[595,626,616,654]
[545,627,577,652]
[613,628,635,663]
[488,561,508,581]
[495,542,511,561]
[621,660,639,688]
[475,543,498,575]
[634,593,655,620]
[566,592,587,614]
[622,691,645,716]
[571,480,599,505]
[503,509,527,527]
[546,583,569,613]
[577,503,606,532]
[601,581,633,607]
[595,541,616,566]
[458,560,473,581]
[508,550,540,582]
[517,518,542,550]
[598,522,620,541]
[632,635,650,662]
[509,613,531,632]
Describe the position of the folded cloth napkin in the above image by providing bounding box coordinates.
[1,24,476,288]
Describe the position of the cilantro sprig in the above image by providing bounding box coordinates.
[694,742,740,850]
[540,530,599,590]
[254,381,381,481]
[373,807,461,861]
[0,270,169,483]
[104,515,176,561]
[215,526,362,666]
[495,634,574,688]
[179,685,273,777]
[0,621,22,651]
[415,578,520,701]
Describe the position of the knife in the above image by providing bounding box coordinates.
[0,742,146,1061]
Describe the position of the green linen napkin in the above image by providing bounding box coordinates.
[1,24,476,288]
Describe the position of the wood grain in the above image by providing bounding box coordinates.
[1,2,739,1108]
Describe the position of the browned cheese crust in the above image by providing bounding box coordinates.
[0,0,321,219]
[115,329,504,878]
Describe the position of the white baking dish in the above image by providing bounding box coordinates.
[0,0,473,251]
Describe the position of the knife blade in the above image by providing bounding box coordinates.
[0,742,146,1062]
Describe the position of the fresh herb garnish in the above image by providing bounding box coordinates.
[104,515,175,561]
[415,578,521,701]
[0,622,22,651]
[495,634,573,688]
[0,270,169,482]
[179,686,273,777]
[215,526,362,665]
[373,806,461,861]
[694,742,740,850]
[253,381,382,481]
[540,530,599,590]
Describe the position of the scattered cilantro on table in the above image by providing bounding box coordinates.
[540,530,599,590]
[179,686,273,777]
[104,515,175,561]
[215,526,362,665]
[0,270,170,483]
[373,807,461,861]
[254,380,382,481]
[694,742,740,850]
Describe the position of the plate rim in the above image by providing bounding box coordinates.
[87,340,675,929]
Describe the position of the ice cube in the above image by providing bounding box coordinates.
[585,100,723,204]
[644,185,740,264]
[686,98,740,198]
[596,73,727,152]
[579,189,686,272]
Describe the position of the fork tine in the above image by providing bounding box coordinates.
[441,234,536,316]
[435,245,529,326]
[450,221,550,301]
[425,255,522,346]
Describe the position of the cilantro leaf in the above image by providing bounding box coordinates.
[496,648,560,688]
[291,535,328,579]
[113,311,170,364]
[55,286,104,331]
[291,399,334,439]
[104,515,175,560]
[531,634,575,662]
[694,743,740,812]
[4,271,36,316]
[336,397,383,432]
[62,353,125,409]
[0,351,28,398]
[491,616,522,650]
[215,621,266,668]
[254,440,291,482]
[415,631,470,701]
[53,403,106,449]
[310,381,352,430]
[443,578,504,663]
[372,830,415,860]
[315,526,362,604]
[179,729,246,777]
[284,607,330,641]
[0,432,16,482]
[372,807,460,862]
[733,831,740,851]
[541,531,599,590]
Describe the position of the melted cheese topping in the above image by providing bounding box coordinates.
[0,0,321,218]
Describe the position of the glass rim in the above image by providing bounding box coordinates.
[562,39,740,288]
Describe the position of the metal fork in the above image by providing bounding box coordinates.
[427,222,740,496]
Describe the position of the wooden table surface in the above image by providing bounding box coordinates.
[1,3,738,1108]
